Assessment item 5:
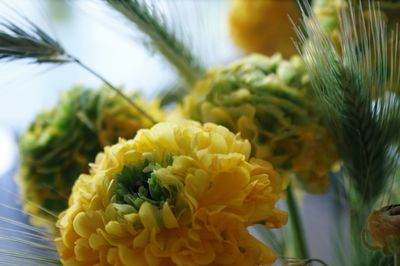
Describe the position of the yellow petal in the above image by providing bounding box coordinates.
[105,221,127,238]
[162,202,178,228]
[139,202,159,229]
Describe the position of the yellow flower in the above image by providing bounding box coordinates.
[175,54,338,193]
[18,86,163,227]
[56,121,287,266]
[229,0,300,58]
[367,205,400,255]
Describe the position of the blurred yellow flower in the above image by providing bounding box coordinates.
[175,54,338,193]
[229,0,300,58]
[291,125,339,193]
[56,121,287,266]
[18,86,163,227]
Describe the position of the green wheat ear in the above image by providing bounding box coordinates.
[295,0,400,204]
[295,1,399,264]
[0,20,71,64]
[0,192,61,265]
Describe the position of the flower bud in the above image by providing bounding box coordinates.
[367,205,400,255]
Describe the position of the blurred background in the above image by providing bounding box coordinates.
[0,0,240,132]
[0,1,342,265]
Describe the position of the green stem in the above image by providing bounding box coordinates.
[349,195,377,265]
[351,208,365,265]
[395,254,400,266]
[286,185,309,259]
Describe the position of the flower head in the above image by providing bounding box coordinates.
[367,205,400,255]
[176,54,338,193]
[56,121,287,265]
[18,86,163,226]
[229,0,300,57]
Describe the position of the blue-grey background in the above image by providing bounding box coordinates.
[0,1,346,265]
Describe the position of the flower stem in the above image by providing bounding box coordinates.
[286,185,309,259]
[395,254,400,266]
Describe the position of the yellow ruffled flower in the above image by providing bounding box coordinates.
[176,54,338,193]
[18,86,163,227]
[56,121,287,266]
[229,0,300,58]
[367,205,400,255]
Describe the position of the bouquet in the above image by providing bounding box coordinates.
[0,0,399,265]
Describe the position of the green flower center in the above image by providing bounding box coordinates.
[114,161,171,211]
